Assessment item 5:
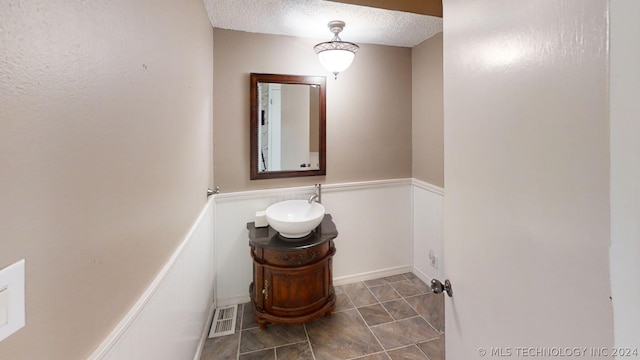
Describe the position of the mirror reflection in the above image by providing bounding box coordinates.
[257,83,320,172]
[250,73,326,180]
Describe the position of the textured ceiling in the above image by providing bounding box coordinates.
[204,0,443,48]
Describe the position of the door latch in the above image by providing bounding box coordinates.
[431,279,453,297]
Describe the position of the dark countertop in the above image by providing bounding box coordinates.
[247,214,338,251]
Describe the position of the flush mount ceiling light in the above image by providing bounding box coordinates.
[314,20,359,79]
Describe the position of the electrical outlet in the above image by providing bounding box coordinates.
[0,259,25,342]
[428,249,439,270]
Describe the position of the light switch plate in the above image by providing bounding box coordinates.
[0,259,26,342]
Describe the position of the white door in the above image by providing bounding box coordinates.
[609,0,640,350]
[280,84,310,170]
[443,1,613,359]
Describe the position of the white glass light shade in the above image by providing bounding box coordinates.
[314,21,359,79]
[317,49,356,74]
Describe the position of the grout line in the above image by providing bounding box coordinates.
[383,343,435,360]
[385,343,424,354]
[402,293,443,335]
[236,303,244,360]
[424,318,440,334]
[419,336,444,360]
[349,284,388,357]
[333,285,356,313]
[415,340,434,360]
[362,273,411,290]
[368,314,420,329]
[220,275,442,360]
[422,332,441,343]
[342,284,389,358]
[368,284,403,305]
[303,324,317,360]
[376,297,396,321]
[385,344,413,352]
[347,351,389,360]
[271,340,315,356]
[341,288,357,311]
[240,339,310,357]
[237,347,276,357]
[402,294,440,331]
[343,283,378,308]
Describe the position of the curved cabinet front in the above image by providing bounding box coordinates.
[247,215,338,329]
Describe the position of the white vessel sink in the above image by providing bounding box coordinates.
[265,200,325,238]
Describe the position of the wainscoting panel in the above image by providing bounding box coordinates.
[412,179,445,282]
[87,180,445,359]
[88,199,215,360]
[213,179,413,306]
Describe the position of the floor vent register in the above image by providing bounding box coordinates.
[208,304,238,338]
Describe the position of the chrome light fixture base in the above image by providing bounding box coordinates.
[314,20,359,79]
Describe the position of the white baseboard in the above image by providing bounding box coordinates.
[333,265,413,286]
[217,294,252,308]
[411,265,434,285]
[193,300,217,360]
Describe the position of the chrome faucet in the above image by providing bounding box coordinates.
[308,184,321,203]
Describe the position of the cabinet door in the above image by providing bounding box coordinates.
[263,259,330,317]
[253,262,265,311]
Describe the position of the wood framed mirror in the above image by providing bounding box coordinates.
[250,73,326,180]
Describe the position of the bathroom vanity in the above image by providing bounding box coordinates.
[247,215,337,329]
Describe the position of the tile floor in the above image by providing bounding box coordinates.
[201,273,445,360]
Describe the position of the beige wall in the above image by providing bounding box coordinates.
[412,33,444,187]
[213,29,412,192]
[0,1,213,359]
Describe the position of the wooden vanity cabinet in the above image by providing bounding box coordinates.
[247,215,338,329]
